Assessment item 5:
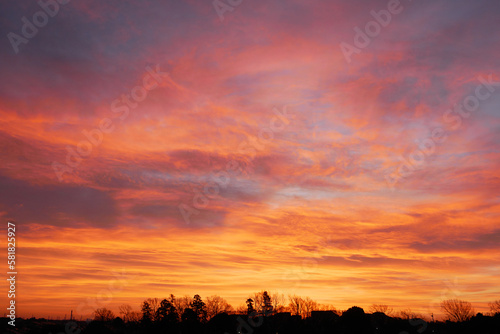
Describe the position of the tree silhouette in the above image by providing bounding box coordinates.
[145,298,161,321]
[251,292,264,313]
[271,292,287,313]
[93,308,115,321]
[441,299,475,322]
[156,297,178,324]
[246,298,255,315]
[342,306,365,318]
[206,295,233,320]
[167,294,179,320]
[288,295,303,317]
[11,291,500,334]
[287,295,320,318]
[341,306,370,334]
[489,300,500,315]
[119,304,141,323]
[141,300,153,324]
[369,304,393,315]
[118,304,133,322]
[173,295,192,319]
[235,304,247,314]
[262,291,273,315]
[181,307,197,323]
[398,308,417,320]
[302,297,318,318]
[317,303,338,314]
[191,294,207,322]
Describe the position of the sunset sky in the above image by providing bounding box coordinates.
[1,0,499,320]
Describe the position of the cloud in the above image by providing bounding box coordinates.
[411,229,500,253]
[0,174,118,227]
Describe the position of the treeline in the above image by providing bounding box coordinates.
[95,291,339,323]
[3,296,500,334]
[94,292,500,323]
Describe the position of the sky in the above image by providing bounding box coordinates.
[1,0,500,320]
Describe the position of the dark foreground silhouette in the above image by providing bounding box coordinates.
[3,310,500,334]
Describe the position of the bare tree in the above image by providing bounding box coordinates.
[206,295,233,319]
[271,292,287,313]
[173,295,193,319]
[288,295,303,317]
[287,295,318,318]
[145,298,161,321]
[94,308,115,321]
[247,291,269,314]
[244,291,288,315]
[118,304,134,322]
[129,311,141,322]
[441,299,474,322]
[399,308,417,320]
[302,297,319,318]
[235,304,247,314]
[251,292,264,313]
[489,300,500,315]
[369,304,393,315]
